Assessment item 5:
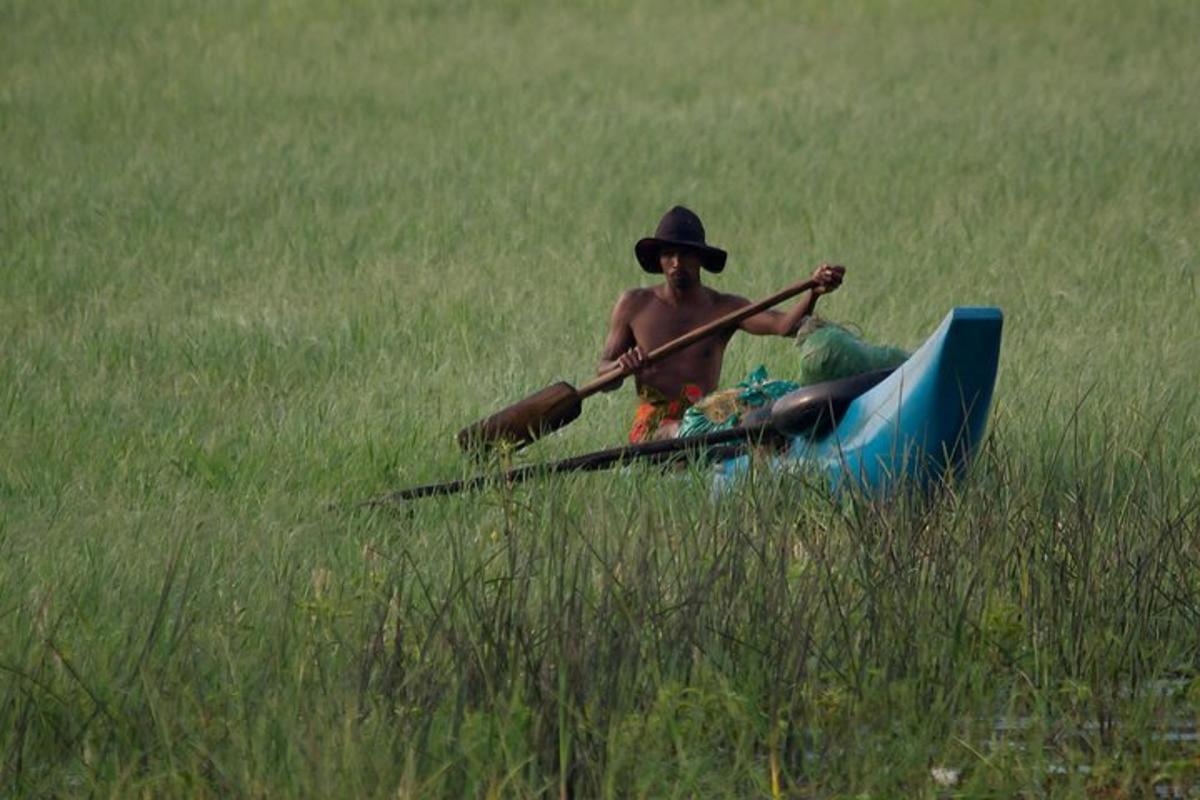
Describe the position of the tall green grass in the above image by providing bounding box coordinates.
[3,0,1199,795]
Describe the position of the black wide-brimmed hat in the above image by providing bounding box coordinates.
[635,206,728,274]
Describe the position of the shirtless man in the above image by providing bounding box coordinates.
[599,206,844,442]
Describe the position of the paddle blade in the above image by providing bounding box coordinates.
[456,382,583,452]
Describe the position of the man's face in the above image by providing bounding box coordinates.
[659,247,703,290]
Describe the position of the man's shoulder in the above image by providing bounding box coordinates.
[612,286,656,312]
[617,286,656,301]
[706,287,751,310]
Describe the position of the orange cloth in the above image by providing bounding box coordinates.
[628,384,704,443]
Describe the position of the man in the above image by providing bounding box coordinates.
[599,206,845,442]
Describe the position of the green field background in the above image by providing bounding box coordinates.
[3,0,1199,796]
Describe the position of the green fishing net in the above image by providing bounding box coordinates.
[677,366,800,437]
[794,318,909,386]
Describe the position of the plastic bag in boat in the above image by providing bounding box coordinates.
[794,318,909,385]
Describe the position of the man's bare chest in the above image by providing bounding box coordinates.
[629,305,734,351]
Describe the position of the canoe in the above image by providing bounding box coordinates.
[368,307,1002,507]
[716,307,1003,494]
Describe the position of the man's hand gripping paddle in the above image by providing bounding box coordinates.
[456,278,820,453]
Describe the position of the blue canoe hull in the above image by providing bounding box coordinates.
[717,307,1003,493]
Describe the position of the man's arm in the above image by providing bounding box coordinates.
[739,263,845,336]
[597,290,644,391]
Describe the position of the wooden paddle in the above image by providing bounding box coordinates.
[456,278,820,452]
[368,367,894,506]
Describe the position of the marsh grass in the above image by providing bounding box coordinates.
[3,0,1199,795]
[5,423,1198,796]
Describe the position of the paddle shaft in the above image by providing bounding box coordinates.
[575,277,820,398]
